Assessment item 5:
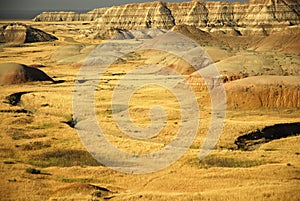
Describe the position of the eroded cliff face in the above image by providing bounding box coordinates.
[224,76,300,109]
[34,8,108,22]
[96,2,175,30]
[0,23,58,43]
[34,0,300,29]
[34,11,80,21]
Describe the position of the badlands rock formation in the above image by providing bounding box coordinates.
[96,1,176,30]
[34,8,108,22]
[92,28,168,40]
[33,0,300,32]
[225,76,300,109]
[0,23,57,43]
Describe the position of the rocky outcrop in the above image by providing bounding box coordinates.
[252,26,300,53]
[33,0,300,31]
[0,23,57,43]
[34,11,81,21]
[83,8,109,21]
[167,2,209,27]
[184,75,300,109]
[33,8,108,22]
[96,2,175,30]
[111,29,168,40]
[239,0,300,27]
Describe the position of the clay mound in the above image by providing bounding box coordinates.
[0,63,54,85]
[113,29,168,40]
[225,76,300,109]
[171,24,213,44]
[0,23,57,44]
[208,27,242,36]
[253,26,300,54]
[49,44,95,65]
[110,28,135,40]
[92,28,167,40]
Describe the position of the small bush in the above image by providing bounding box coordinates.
[264,148,277,151]
[4,160,15,164]
[63,114,77,128]
[91,190,102,197]
[26,168,41,174]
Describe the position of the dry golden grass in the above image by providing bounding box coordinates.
[0,20,299,200]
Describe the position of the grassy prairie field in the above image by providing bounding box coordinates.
[0,20,299,200]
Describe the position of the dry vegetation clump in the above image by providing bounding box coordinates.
[16,141,51,151]
[7,128,31,140]
[195,155,265,168]
[28,149,101,167]
[52,183,111,201]
[7,128,47,140]
[26,167,41,174]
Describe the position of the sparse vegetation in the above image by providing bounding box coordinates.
[28,149,101,167]
[58,177,115,184]
[190,155,265,168]
[28,123,54,130]
[264,148,277,151]
[17,141,51,151]
[58,177,100,183]
[8,129,31,140]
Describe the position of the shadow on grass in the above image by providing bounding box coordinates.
[235,122,300,151]
[28,149,102,167]
[61,114,77,128]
